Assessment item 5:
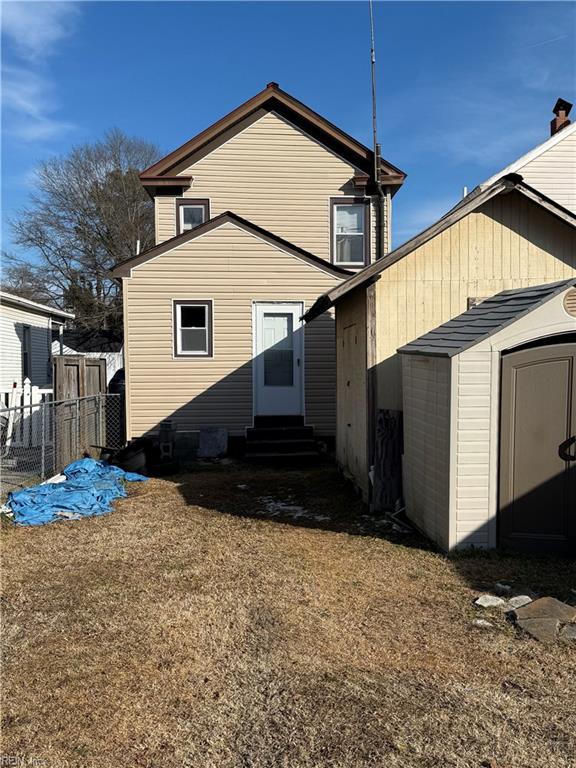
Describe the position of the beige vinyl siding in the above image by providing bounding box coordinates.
[155,111,382,263]
[401,354,451,550]
[376,191,576,411]
[0,304,53,389]
[516,129,576,214]
[124,222,341,438]
[335,289,368,497]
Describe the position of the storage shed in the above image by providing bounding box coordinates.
[399,279,576,554]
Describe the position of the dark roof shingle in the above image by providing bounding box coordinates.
[398,279,576,357]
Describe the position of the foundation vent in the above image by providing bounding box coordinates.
[564,287,576,317]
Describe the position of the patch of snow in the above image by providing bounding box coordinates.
[472,618,494,629]
[256,496,328,523]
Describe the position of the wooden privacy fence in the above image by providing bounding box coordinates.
[52,355,107,401]
[53,395,108,471]
[51,358,108,470]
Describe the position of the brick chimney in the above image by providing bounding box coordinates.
[550,97,572,136]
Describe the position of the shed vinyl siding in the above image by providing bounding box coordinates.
[402,355,451,550]
[452,350,494,549]
[515,129,576,214]
[376,191,576,411]
[154,112,382,263]
[335,289,368,497]
[0,304,52,389]
[452,289,576,549]
[124,222,341,438]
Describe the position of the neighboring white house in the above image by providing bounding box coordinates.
[50,329,123,384]
[0,292,75,390]
[479,98,576,213]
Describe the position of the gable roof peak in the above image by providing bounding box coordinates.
[139,83,406,190]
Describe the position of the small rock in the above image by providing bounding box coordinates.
[560,624,576,642]
[237,484,249,491]
[517,617,559,643]
[507,595,533,610]
[494,582,513,595]
[475,594,506,609]
[472,618,494,629]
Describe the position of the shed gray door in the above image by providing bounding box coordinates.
[499,342,576,554]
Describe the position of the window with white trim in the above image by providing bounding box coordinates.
[174,300,213,357]
[176,199,209,234]
[333,202,367,265]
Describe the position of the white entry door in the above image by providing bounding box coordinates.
[253,302,304,416]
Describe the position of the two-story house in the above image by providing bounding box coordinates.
[112,83,405,455]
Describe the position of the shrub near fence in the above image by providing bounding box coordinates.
[0,393,124,495]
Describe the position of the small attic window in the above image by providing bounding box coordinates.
[176,199,210,234]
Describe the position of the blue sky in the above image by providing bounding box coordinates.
[2,0,575,258]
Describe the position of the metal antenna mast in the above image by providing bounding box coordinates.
[369,0,380,187]
[369,0,386,256]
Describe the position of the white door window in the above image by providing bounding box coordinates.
[254,303,303,416]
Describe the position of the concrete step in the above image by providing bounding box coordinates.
[246,439,317,455]
[245,450,320,460]
[246,426,314,442]
[253,415,305,429]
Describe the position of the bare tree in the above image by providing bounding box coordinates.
[6,129,160,332]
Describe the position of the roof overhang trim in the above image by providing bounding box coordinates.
[112,211,353,279]
[139,84,407,186]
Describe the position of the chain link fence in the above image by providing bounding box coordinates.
[0,394,124,497]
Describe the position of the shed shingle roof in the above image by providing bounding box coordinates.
[398,279,576,357]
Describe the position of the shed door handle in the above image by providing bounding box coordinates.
[559,436,576,462]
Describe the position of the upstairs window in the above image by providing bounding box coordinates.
[331,199,369,266]
[173,300,213,357]
[176,199,210,235]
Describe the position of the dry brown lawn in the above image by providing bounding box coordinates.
[1,462,575,768]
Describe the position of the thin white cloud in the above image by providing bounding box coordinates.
[503,4,575,93]
[1,1,79,61]
[523,34,568,51]
[393,89,543,175]
[394,195,459,244]
[2,65,74,140]
[1,1,80,142]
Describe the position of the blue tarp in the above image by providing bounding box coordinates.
[8,458,147,526]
